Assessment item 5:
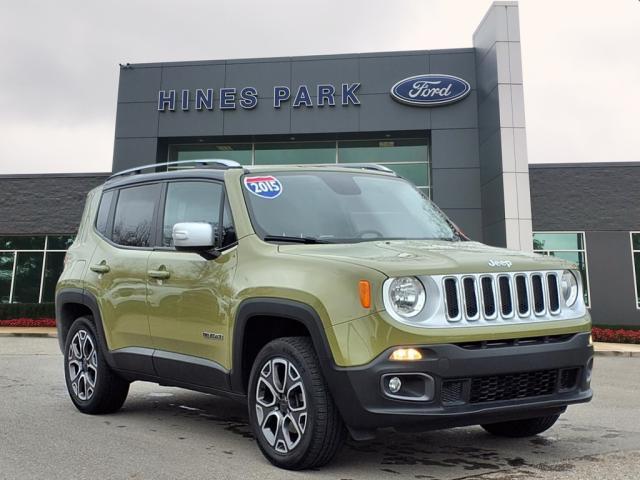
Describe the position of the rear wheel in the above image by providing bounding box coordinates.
[248,337,346,470]
[481,414,560,437]
[64,316,129,414]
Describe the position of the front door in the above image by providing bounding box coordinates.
[147,180,237,386]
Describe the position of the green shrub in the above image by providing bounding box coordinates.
[0,303,55,320]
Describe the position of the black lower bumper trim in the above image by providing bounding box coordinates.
[324,332,593,431]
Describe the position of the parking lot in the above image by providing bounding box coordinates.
[1,336,639,480]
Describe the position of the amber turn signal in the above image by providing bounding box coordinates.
[389,348,423,361]
[359,280,371,308]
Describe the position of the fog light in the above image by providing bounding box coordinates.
[588,334,593,346]
[389,348,423,361]
[388,376,402,393]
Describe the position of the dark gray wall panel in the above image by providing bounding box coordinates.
[431,91,478,130]
[357,94,430,132]
[291,58,359,91]
[585,231,640,327]
[160,64,226,91]
[158,108,223,137]
[114,102,158,138]
[225,61,291,98]
[290,102,359,134]
[442,208,483,241]
[117,67,162,103]
[530,163,640,231]
[223,105,290,135]
[430,52,477,89]
[431,129,480,169]
[358,54,429,94]
[112,138,159,172]
[432,168,481,209]
[0,174,108,235]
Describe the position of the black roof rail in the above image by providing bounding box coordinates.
[315,163,395,174]
[107,159,242,181]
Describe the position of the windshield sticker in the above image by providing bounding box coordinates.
[244,175,283,199]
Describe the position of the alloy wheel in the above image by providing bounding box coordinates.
[255,357,308,454]
[67,329,98,401]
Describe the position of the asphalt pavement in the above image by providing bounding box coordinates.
[1,336,639,480]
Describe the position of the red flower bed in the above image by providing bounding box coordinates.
[592,327,640,344]
[0,318,56,328]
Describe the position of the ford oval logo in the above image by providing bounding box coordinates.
[390,74,471,107]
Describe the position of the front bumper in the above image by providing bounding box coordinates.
[325,332,593,434]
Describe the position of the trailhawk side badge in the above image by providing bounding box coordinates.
[244,175,283,199]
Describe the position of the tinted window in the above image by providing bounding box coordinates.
[163,181,223,247]
[96,190,115,236]
[112,184,160,247]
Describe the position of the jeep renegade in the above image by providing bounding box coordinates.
[56,159,593,470]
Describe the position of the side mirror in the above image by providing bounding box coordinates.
[172,222,215,249]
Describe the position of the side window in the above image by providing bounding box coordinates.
[221,197,237,248]
[95,189,115,236]
[112,184,160,247]
[163,181,223,247]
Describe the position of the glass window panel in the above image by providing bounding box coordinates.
[632,233,640,251]
[532,233,582,251]
[41,252,66,303]
[0,236,45,250]
[634,252,640,307]
[385,163,429,187]
[112,184,160,247]
[338,138,428,164]
[254,142,335,165]
[47,235,75,250]
[163,181,222,247]
[172,144,253,166]
[12,252,44,303]
[0,252,14,303]
[95,190,115,237]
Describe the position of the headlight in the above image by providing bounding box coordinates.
[387,277,426,318]
[561,270,579,307]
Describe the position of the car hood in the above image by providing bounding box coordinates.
[278,239,573,277]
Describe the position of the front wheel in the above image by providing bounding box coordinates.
[64,316,130,414]
[248,337,346,470]
[481,414,560,437]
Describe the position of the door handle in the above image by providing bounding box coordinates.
[90,263,110,274]
[148,269,171,280]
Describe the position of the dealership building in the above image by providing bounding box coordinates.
[0,1,638,327]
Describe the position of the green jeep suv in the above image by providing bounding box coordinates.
[56,160,593,470]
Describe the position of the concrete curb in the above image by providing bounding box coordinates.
[594,350,640,358]
[0,327,57,338]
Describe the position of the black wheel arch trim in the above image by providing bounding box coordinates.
[230,298,339,394]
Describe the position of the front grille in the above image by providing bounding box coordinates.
[444,278,460,319]
[441,380,465,404]
[469,369,558,404]
[442,272,562,323]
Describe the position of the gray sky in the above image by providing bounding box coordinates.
[0,0,638,174]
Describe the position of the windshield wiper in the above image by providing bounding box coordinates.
[263,235,332,244]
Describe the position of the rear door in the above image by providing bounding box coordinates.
[86,183,161,357]
[147,180,238,385]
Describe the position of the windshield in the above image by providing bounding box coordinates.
[242,171,461,243]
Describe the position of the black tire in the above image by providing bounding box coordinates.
[63,316,129,414]
[481,414,560,438]
[248,336,346,470]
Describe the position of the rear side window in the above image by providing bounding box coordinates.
[162,181,223,247]
[112,184,160,247]
[95,190,115,236]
